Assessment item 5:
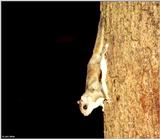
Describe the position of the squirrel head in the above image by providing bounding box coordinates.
[77,93,104,116]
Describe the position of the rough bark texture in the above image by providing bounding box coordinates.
[99,2,160,138]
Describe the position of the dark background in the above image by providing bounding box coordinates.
[2,2,104,138]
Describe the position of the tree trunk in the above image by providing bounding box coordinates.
[98,2,160,138]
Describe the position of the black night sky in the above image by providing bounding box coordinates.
[2,2,104,138]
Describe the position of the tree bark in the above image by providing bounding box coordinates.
[98,2,160,138]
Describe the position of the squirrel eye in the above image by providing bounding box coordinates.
[83,104,87,110]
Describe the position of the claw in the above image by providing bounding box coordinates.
[104,98,111,103]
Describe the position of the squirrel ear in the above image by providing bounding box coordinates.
[77,101,79,104]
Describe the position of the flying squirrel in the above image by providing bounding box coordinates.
[77,17,111,116]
